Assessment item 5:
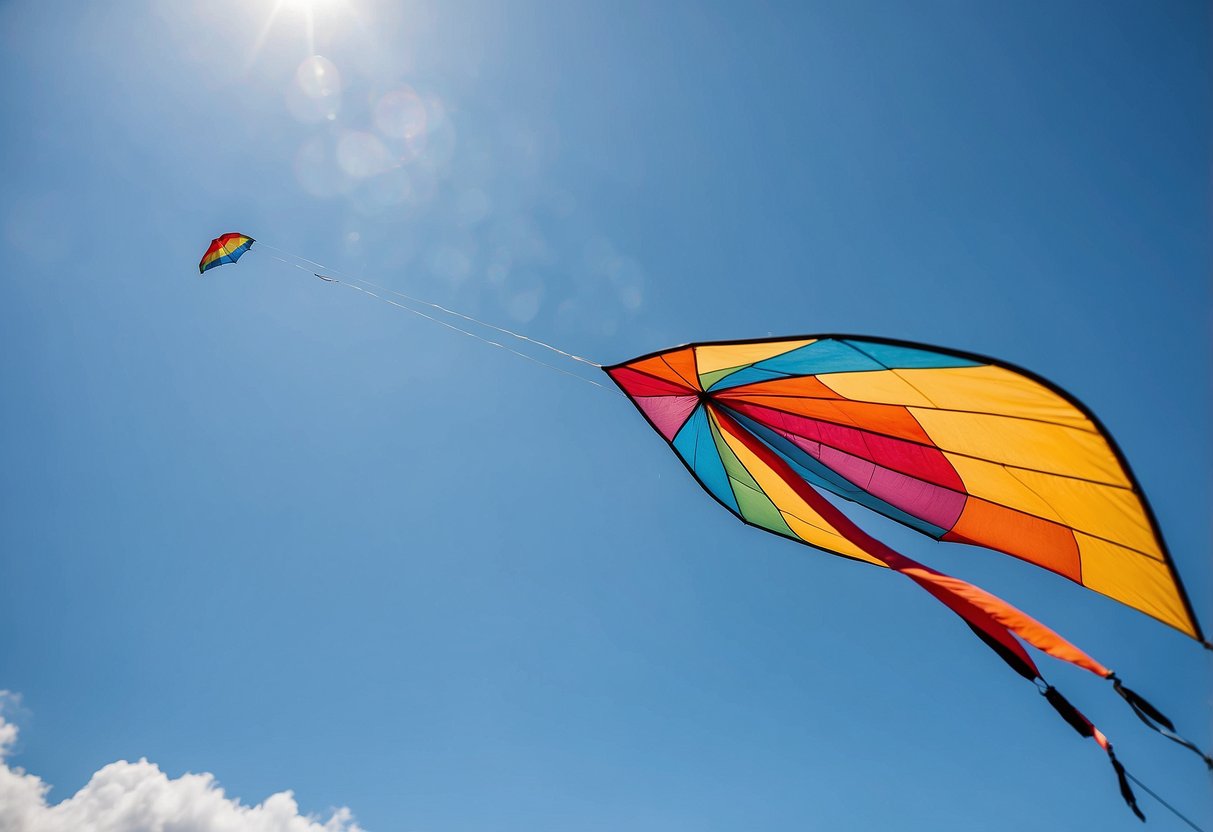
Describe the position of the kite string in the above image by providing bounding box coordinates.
[260,252,613,392]
[1124,771,1206,832]
[256,242,603,370]
[340,283,612,390]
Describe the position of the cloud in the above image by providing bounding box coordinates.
[0,692,364,832]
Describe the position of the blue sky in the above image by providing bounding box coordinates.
[0,1,1209,830]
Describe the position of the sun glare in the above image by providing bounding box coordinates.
[278,0,337,10]
[247,0,349,71]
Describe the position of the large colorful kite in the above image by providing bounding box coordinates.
[605,335,1201,641]
[201,236,1210,820]
[605,335,1209,817]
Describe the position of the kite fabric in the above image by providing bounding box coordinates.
[606,334,1211,815]
[199,233,255,274]
[605,334,1202,641]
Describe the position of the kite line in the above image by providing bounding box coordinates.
[253,243,614,392]
[1125,771,1206,831]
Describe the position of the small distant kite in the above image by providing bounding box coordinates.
[199,233,255,274]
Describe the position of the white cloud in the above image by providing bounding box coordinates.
[0,692,364,832]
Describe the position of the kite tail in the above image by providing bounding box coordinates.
[891,554,1146,819]
[874,552,1143,817]
[893,546,1213,772]
[1109,674,1213,770]
[1042,686,1145,821]
[896,551,1213,771]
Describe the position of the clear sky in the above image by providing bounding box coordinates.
[0,1,1209,830]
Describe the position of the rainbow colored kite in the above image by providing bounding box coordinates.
[606,335,1200,639]
[607,335,1208,816]
[199,233,255,274]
